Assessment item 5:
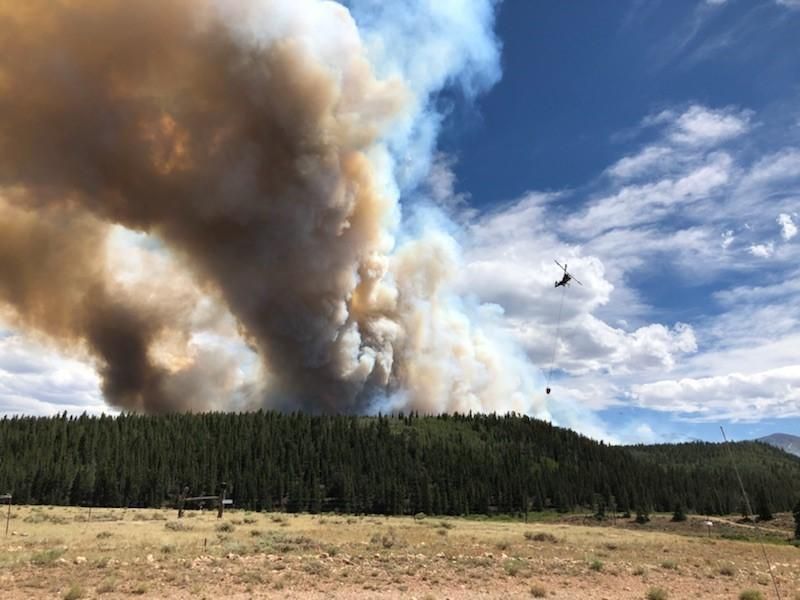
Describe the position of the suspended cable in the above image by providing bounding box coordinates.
[545,283,567,395]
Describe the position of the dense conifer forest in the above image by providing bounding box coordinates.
[1,411,798,516]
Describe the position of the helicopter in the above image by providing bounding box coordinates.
[554,259,582,288]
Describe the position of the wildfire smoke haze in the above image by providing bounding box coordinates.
[0,0,546,417]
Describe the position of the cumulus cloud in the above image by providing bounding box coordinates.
[748,242,775,258]
[668,105,752,146]
[0,329,105,415]
[456,194,697,379]
[643,105,751,146]
[777,213,798,241]
[505,100,800,427]
[630,365,800,422]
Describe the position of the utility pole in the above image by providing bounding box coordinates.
[177,486,189,518]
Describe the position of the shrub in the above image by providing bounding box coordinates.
[31,548,66,566]
[503,558,526,577]
[646,588,668,600]
[719,565,735,576]
[589,559,603,572]
[302,560,328,576]
[165,520,192,532]
[739,591,765,600]
[63,584,85,600]
[530,584,547,597]
[96,579,116,594]
[215,522,234,533]
[660,560,678,570]
[524,531,557,543]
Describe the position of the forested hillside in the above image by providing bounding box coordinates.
[1,412,798,516]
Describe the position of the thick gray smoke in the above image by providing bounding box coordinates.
[0,0,547,416]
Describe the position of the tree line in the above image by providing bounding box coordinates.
[1,411,798,517]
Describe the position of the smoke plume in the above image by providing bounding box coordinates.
[0,0,546,416]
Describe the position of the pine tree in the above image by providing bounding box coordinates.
[793,498,800,540]
[756,488,773,522]
[671,502,686,522]
[1,412,800,516]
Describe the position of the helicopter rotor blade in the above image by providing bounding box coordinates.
[571,276,583,286]
[554,259,566,272]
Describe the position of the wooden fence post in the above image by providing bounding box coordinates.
[2,494,11,536]
[217,482,226,519]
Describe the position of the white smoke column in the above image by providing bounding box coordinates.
[334,1,552,417]
[346,0,502,188]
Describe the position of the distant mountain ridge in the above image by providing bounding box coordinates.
[758,433,800,457]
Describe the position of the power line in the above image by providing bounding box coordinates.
[720,426,782,600]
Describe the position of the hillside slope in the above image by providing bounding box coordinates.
[1,412,798,515]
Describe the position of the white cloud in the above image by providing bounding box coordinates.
[567,152,732,236]
[607,146,673,180]
[706,0,728,5]
[776,0,800,8]
[669,105,751,146]
[630,365,800,422]
[643,105,751,147]
[456,102,800,434]
[748,242,774,258]
[721,229,735,249]
[777,213,798,241]
[738,148,800,190]
[0,330,106,416]
[551,318,696,375]
[458,194,697,380]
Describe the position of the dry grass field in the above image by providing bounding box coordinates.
[2,505,799,599]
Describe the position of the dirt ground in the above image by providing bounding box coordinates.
[2,506,799,599]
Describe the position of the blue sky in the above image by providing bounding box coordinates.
[429,0,800,442]
[1,0,799,445]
